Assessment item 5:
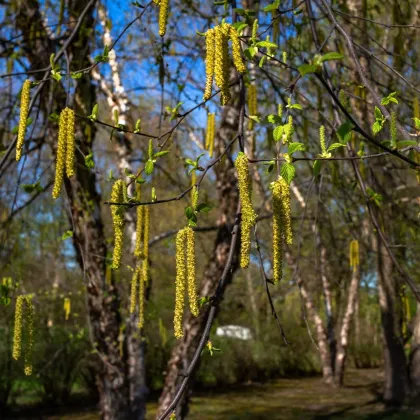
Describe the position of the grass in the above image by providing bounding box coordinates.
[8,369,420,419]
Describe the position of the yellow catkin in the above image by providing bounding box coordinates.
[229,26,246,73]
[174,228,187,338]
[16,80,31,161]
[414,97,419,119]
[271,179,284,284]
[65,108,75,178]
[191,171,197,204]
[24,296,34,376]
[63,297,71,320]
[138,266,145,329]
[12,295,34,375]
[52,109,68,199]
[185,227,199,317]
[130,268,138,314]
[271,177,292,283]
[12,295,24,361]
[203,29,216,101]
[215,25,231,105]
[205,113,216,157]
[235,153,257,268]
[110,180,126,270]
[349,240,359,272]
[134,206,144,258]
[248,84,257,130]
[142,206,150,283]
[158,0,169,37]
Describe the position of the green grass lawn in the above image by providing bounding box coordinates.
[17,369,420,419]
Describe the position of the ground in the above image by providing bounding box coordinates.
[8,369,420,419]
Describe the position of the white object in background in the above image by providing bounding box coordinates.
[216,325,252,341]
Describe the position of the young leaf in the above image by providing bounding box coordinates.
[288,142,305,155]
[320,52,343,63]
[336,120,354,144]
[273,125,284,142]
[145,160,154,175]
[298,64,318,76]
[196,203,212,213]
[280,163,295,184]
[327,143,345,152]
[313,160,322,177]
[61,230,74,241]
[85,153,95,169]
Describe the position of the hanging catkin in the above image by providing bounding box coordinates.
[16,80,31,162]
[142,206,150,283]
[12,295,34,376]
[138,265,145,329]
[205,112,215,157]
[52,109,68,199]
[349,240,359,272]
[52,108,76,199]
[110,180,127,270]
[174,228,187,338]
[215,25,231,105]
[185,226,199,316]
[203,29,216,101]
[65,108,75,178]
[158,0,169,37]
[235,153,257,268]
[271,176,292,284]
[63,297,71,320]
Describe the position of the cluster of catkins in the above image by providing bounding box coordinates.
[130,186,150,329]
[13,295,34,376]
[52,107,76,199]
[203,23,246,105]
[174,225,199,338]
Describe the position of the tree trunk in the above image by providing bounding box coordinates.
[15,1,140,418]
[156,92,240,419]
[409,302,420,399]
[334,266,359,386]
[377,235,409,406]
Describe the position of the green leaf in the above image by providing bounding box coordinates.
[21,181,43,194]
[372,120,383,135]
[123,168,135,179]
[320,52,343,63]
[412,118,420,130]
[154,151,169,158]
[244,46,258,60]
[374,106,384,120]
[71,72,83,79]
[327,143,345,152]
[51,70,62,81]
[280,163,295,184]
[396,140,417,149]
[196,203,212,213]
[336,120,354,144]
[266,114,282,125]
[298,64,318,76]
[288,104,303,110]
[313,160,322,177]
[288,142,305,155]
[232,22,248,34]
[263,160,275,174]
[89,104,99,122]
[256,40,278,49]
[264,1,280,12]
[198,296,211,307]
[61,230,73,240]
[85,153,95,169]
[381,92,398,106]
[145,160,154,175]
[273,125,284,142]
[249,115,260,124]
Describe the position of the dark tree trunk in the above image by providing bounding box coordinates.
[409,302,420,399]
[156,92,240,419]
[15,1,144,418]
[377,235,409,406]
